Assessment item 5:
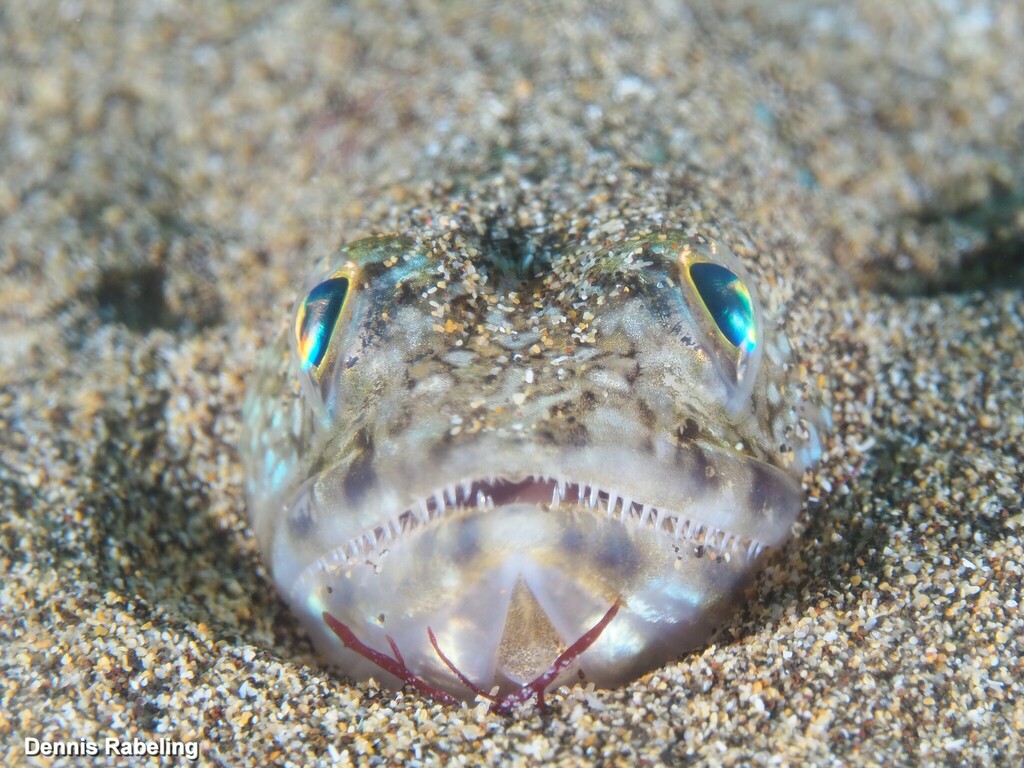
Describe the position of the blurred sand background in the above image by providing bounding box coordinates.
[1,1,1022,765]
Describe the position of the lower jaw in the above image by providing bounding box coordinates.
[290,501,766,697]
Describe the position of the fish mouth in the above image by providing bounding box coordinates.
[295,473,771,584]
[277,434,803,602]
[280,446,802,694]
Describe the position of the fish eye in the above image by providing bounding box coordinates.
[295,274,352,371]
[671,237,765,412]
[688,262,757,351]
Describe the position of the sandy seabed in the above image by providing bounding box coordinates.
[2,2,1022,766]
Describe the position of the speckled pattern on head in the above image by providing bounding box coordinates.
[241,166,827,696]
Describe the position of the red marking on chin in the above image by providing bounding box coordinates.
[322,599,622,714]
[321,612,460,705]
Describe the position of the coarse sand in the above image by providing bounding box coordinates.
[1,2,1022,765]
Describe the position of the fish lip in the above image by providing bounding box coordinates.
[286,460,800,606]
[275,431,803,604]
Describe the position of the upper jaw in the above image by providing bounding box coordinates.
[395,435,804,545]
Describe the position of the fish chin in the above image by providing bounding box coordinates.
[275,445,801,697]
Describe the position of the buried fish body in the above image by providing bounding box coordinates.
[241,225,827,701]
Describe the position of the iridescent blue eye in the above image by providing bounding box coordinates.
[296,276,350,369]
[688,262,756,351]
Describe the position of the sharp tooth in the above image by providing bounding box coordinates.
[607,492,618,516]
[640,504,651,523]
[589,485,598,508]
[577,484,586,503]
[417,500,430,522]
[445,486,457,506]
[622,497,633,519]
[462,479,472,499]
[476,490,486,508]
[558,478,567,497]
[551,485,561,509]
[434,491,446,513]
[664,512,675,533]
